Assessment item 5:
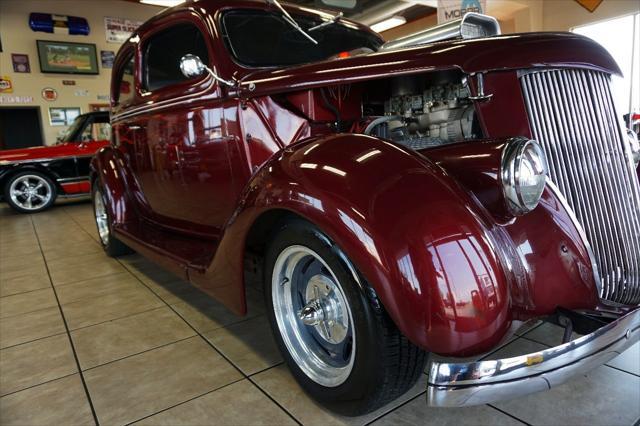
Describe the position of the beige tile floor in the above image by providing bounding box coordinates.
[0,200,639,426]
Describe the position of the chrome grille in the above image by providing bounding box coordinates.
[520,68,640,305]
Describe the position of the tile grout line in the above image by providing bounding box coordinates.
[81,335,196,373]
[122,377,247,426]
[487,404,532,425]
[1,330,68,351]
[63,207,303,426]
[28,214,100,426]
[118,258,303,426]
[0,372,78,399]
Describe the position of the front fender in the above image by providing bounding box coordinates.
[90,146,134,226]
[204,134,513,356]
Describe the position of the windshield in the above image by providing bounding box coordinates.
[221,10,382,67]
[60,115,86,143]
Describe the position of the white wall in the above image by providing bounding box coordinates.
[0,0,159,146]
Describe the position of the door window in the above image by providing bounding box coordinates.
[116,53,135,105]
[143,23,210,92]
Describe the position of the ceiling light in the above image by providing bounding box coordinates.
[371,16,407,33]
[140,0,185,7]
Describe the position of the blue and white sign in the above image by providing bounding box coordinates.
[437,0,486,24]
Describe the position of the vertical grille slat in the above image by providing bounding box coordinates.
[520,69,640,304]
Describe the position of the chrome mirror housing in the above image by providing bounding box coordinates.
[179,54,206,78]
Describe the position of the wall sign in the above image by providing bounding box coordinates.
[0,76,13,93]
[29,13,90,35]
[104,17,143,44]
[42,87,58,101]
[101,50,115,69]
[49,107,81,126]
[11,54,31,73]
[97,94,110,101]
[74,89,90,97]
[0,95,34,104]
[62,80,76,86]
[437,0,486,24]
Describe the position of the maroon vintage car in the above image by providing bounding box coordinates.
[1,111,110,213]
[91,0,640,414]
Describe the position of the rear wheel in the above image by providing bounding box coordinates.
[4,171,56,213]
[92,182,132,257]
[265,219,426,415]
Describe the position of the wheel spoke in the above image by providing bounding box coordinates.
[25,197,32,209]
[34,182,44,191]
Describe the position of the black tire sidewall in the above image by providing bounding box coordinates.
[264,220,386,408]
[3,171,57,213]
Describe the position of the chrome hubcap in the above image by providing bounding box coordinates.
[93,189,109,245]
[9,175,52,211]
[272,245,355,387]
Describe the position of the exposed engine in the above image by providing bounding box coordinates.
[365,75,480,149]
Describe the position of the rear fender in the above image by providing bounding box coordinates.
[194,134,513,356]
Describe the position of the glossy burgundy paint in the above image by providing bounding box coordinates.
[91,0,615,356]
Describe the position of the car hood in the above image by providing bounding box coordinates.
[238,32,620,98]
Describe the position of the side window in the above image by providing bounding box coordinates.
[144,23,210,92]
[116,54,135,105]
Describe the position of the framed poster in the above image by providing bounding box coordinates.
[104,17,142,43]
[49,107,81,126]
[11,54,31,73]
[100,50,115,68]
[36,40,99,75]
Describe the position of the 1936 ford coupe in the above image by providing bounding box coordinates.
[91,0,640,414]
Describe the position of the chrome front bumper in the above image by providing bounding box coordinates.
[426,306,640,407]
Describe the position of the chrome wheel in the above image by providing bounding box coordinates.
[93,189,109,245]
[272,245,355,387]
[9,174,52,211]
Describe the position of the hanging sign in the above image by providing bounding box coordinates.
[104,17,143,44]
[437,0,487,24]
[574,0,603,12]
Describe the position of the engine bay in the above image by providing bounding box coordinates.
[283,70,482,150]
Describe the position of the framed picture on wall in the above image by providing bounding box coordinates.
[49,107,81,126]
[11,54,31,73]
[36,40,99,75]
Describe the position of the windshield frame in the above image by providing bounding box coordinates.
[218,7,382,69]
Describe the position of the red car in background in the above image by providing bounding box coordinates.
[0,111,110,213]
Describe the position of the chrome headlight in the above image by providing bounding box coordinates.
[501,138,548,216]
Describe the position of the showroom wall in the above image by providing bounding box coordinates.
[0,0,158,146]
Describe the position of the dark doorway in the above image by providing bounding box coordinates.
[0,107,45,150]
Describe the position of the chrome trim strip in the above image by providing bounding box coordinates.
[57,176,90,183]
[545,178,602,295]
[111,75,217,123]
[426,306,640,407]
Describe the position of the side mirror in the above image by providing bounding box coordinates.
[180,54,206,78]
[179,54,236,87]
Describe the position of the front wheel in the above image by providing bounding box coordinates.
[92,182,132,257]
[4,171,57,213]
[265,219,426,415]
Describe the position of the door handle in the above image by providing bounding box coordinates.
[129,125,143,131]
